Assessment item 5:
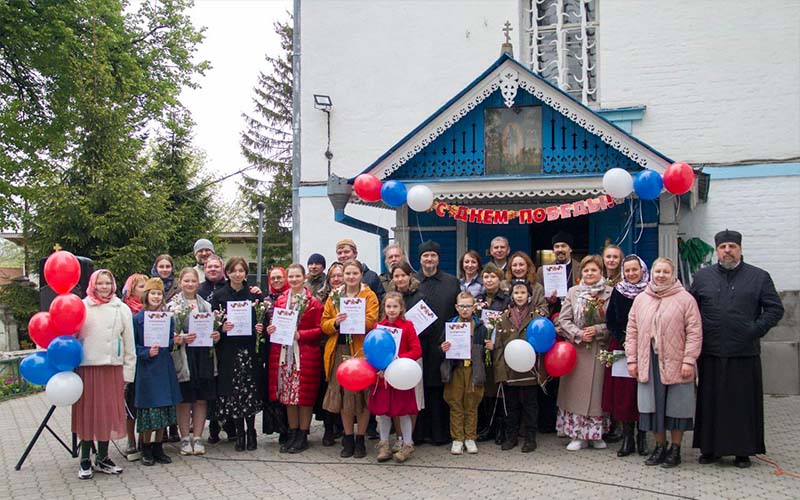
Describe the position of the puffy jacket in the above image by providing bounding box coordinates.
[320,284,379,380]
[267,288,324,406]
[78,296,136,383]
[625,281,703,385]
[689,261,784,357]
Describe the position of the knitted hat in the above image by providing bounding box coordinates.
[714,229,742,247]
[143,277,164,295]
[509,278,532,295]
[551,230,574,248]
[307,253,326,267]
[336,239,357,251]
[418,240,441,258]
[194,238,215,254]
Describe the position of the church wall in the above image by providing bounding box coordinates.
[599,0,800,163]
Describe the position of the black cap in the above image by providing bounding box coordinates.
[551,230,574,248]
[509,278,532,295]
[714,229,742,247]
[307,253,326,267]
[418,240,441,258]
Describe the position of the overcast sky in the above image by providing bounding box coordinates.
[180,0,292,202]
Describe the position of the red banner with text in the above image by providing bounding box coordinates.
[432,195,615,224]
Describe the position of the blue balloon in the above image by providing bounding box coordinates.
[527,317,556,353]
[380,180,407,208]
[47,335,83,371]
[363,328,397,371]
[633,170,663,200]
[19,352,58,386]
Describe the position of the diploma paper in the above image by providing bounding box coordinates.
[381,326,403,358]
[611,350,633,378]
[405,300,438,336]
[339,297,366,335]
[188,311,214,347]
[144,311,172,347]
[543,264,569,298]
[226,300,253,337]
[270,307,298,346]
[445,322,471,360]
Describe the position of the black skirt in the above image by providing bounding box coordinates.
[692,355,765,456]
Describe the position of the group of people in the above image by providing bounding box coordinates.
[69,229,784,479]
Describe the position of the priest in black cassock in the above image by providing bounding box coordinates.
[689,229,784,468]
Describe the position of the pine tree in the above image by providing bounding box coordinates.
[239,16,293,269]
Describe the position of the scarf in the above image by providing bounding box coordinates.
[614,255,650,299]
[509,302,532,331]
[573,278,607,327]
[87,269,117,305]
[649,279,676,295]
[269,266,288,295]
[121,273,146,313]
[150,263,175,294]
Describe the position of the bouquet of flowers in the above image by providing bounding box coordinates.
[329,287,342,312]
[581,296,606,349]
[597,348,626,368]
[168,300,190,352]
[483,313,502,368]
[211,305,226,358]
[253,299,270,354]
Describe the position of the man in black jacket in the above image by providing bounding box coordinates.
[690,229,784,469]
[414,240,461,445]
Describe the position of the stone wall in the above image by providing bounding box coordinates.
[763,291,800,395]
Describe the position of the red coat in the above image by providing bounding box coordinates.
[267,288,324,406]
[378,317,422,361]
[368,317,422,417]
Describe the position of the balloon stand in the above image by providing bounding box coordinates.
[15,405,78,470]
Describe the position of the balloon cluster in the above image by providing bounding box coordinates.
[19,251,86,407]
[335,328,422,391]
[503,317,577,377]
[353,174,434,212]
[602,162,695,201]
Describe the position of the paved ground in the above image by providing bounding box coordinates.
[0,393,797,499]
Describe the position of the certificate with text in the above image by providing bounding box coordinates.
[144,311,172,347]
[445,322,471,360]
[188,311,214,347]
[405,300,438,336]
[339,297,366,335]
[542,264,568,298]
[270,307,298,346]
[226,300,253,336]
[381,326,403,358]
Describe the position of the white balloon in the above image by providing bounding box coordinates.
[406,185,434,212]
[384,357,422,390]
[45,371,84,407]
[602,168,634,198]
[504,339,536,373]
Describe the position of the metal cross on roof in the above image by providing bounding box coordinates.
[502,21,513,43]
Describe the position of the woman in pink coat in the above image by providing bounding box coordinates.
[625,257,702,469]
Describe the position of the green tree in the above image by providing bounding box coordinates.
[239,16,293,269]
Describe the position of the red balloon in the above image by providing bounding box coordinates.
[49,294,87,335]
[43,251,81,294]
[353,174,383,202]
[663,162,695,195]
[544,341,577,377]
[336,358,377,392]
[28,312,60,348]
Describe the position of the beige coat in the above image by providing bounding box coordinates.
[556,284,613,417]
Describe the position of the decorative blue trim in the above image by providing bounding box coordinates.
[298,185,328,198]
[596,106,647,123]
[702,162,800,179]
[393,173,604,184]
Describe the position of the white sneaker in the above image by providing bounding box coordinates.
[566,439,588,451]
[392,437,403,453]
[192,437,206,455]
[78,459,93,480]
[450,440,464,455]
[180,437,194,456]
[589,439,607,449]
[464,439,478,454]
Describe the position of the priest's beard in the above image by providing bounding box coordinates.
[719,260,741,270]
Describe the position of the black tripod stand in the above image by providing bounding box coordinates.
[15,405,77,470]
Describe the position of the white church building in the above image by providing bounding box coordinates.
[290,1,800,392]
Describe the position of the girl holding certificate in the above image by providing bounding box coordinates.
[132,278,181,466]
[209,256,265,452]
[169,268,218,456]
[313,262,344,446]
[73,270,136,480]
[321,259,379,459]
[266,264,324,454]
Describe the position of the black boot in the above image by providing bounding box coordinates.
[224,419,238,442]
[603,420,623,443]
[152,442,172,464]
[245,415,257,451]
[521,433,537,453]
[636,429,649,456]
[661,444,681,468]
[208,420,221,444]
[141,443,155,466]
[501,434,518,451]
[353,435,367,458]
[340,434,355,458]
[288,430,309,454]
[322,415,336,446]
[168,424,180,443]
[617,422,636,457]
[494,415,506,446]
[234,419,246,452]
[280,429,297,454]
[366,416,379,440]
[645,443,667,466]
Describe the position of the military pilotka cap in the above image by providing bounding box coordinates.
[714,229,742,247]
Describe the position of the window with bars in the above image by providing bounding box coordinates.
[524,0,598,106]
